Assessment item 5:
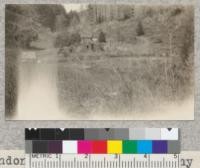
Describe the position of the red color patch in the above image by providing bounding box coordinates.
[92,140,107,154]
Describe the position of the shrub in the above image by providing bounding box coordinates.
[15,29,38,48]
[136,21,145,36]
[70,33,81,45]
[54,32,81,48]
[98,31,106,43]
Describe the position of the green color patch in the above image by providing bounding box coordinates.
[123,140,137,154]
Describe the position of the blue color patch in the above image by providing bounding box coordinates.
[137,140,152,154]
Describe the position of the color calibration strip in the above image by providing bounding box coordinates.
[25,128,179,140]
[26,140,180,154]
[25,128,180,154]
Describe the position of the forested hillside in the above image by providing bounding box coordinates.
[56,5,194,117]
[5,4,68,48]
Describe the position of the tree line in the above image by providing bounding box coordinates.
[5,4,73,48]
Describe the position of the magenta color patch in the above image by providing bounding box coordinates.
[78,140,92,154]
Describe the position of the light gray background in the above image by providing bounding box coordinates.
[0,0,199,150]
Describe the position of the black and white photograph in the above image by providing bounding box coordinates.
[5,4,194,120]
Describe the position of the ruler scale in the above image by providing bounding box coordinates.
[26,154,181,168]
[0,150,197,168]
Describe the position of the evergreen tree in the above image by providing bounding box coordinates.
[98,31,106,43]
[136,21,145,36]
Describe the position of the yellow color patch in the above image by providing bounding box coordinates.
[107,140,122,154]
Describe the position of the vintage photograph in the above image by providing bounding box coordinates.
[5,4,194,120]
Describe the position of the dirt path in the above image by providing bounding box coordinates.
[14,31,67,120]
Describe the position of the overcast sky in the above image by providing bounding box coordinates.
[63,4,88,13]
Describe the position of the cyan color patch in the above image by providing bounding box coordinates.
[137,140,152,154]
